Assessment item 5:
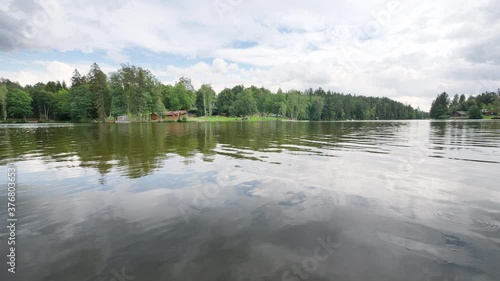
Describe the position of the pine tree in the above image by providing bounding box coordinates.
[88,63,109,121]
[430,92,449,119]
[71,69,87,88]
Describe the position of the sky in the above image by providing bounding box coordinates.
[0,0,499,111]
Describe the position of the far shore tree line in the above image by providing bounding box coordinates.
[430,91,500,119]
[0,63,429,123]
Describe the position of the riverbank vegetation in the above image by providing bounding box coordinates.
[1,63,429,123]
[430,92,500,119]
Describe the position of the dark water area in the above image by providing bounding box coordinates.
[0,120,499,281]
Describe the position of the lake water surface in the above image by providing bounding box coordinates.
[0,121,499,281]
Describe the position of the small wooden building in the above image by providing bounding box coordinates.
[150,113,161,121]
[148,111,188,121]
[451,111,467,118]
[481,109,494,116]
[165,110,187,120]
[117,115,131,123]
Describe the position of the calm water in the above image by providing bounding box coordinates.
[0,121,499,281]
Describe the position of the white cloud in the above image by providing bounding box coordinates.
[0,60,116,85]
[0,0,14,13]
[1,0,500,111]
[106,49,129,63]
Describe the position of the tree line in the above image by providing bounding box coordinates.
[430,91,500,119]
[0,63,428,122]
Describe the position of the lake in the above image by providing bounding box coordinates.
[0,121,499,281]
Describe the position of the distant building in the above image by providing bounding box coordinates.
[150,113,161,121]
[481,109,494,116]
[148,111,189,121]
[451,111,467,118]
[165,110,187,120]
[117,115,131,123]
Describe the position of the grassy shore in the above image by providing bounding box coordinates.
[191,116,284,122]
[2,116,497,124]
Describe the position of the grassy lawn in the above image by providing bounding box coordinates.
[191,116,284,122]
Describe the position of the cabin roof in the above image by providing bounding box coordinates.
[165,110,187,116]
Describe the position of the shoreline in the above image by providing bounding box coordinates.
[2,115,500,125]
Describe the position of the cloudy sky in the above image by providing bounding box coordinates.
[0,0,499,110]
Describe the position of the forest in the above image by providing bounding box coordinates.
[0,63,429,123]
[429,91,500,119]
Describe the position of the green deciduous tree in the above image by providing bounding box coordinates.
[197,84,216,118]
[286,90,308,120]
[278,101,287,118]
[163,78,196,111]
[70,85,95,122]
[230,89,257,117]
[7,88,32,119]
[109,64,163,120]
[149,85,166,118]
[0,84,7,120]
[249,86,272,115]
[468,105,483,119]
[271,92,287,117]
[493,99,500,115]
[178,77,195,92]
[308,96,324,121]
[53,89,71,120]
[216,88,234,115]
[29,83,56,120]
